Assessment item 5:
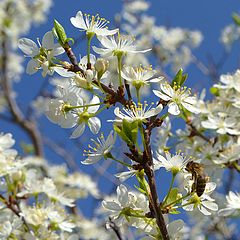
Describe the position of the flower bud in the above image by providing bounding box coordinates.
[86,69,94,82]
[94,58,109,79]
[12,170,23,182]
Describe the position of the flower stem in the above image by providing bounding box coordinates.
[66,102,103,110]
[163,193,191,209]
[87,36,93,68]
[90,89,105,99]
[139,122,147,151]
[117,55,123,87]
[136,87,141,103]
[109,155,132,168]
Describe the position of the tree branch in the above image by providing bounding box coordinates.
[1,31,43,156]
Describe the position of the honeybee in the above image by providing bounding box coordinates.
[185,161,209,197]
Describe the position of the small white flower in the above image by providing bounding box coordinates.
[214,69,240,92]
[121,66,163,88]
[70,11,118,37]
[153,82,200,115]
[18,172,75,207]
[201,115,240,135]
[102,184,149,222]
[45,86,79,128]
[111,102,163,123]
[70,95,101,138]
[54,54,96,89]
[0,133,15,153]
[93,35,151,57]
[183,181,218,215]
[47,208,75,232]
[218,191,240,216]
[82,131,116,165]
[18,31,64,76]
[154,151,190,174]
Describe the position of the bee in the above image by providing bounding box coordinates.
[185,161,209,197]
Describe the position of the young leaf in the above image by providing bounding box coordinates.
[171,68,188,88]
[113,124,132,145]
[54,19,67,45]
[233,13,240,26]
[162,188,179,207]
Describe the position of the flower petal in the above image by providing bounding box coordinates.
[88,117,101,134]
[168,102,180,115]
[70,11,87,30]
[18,38,39,57]
[42,31,54,49]
[70,123,85,138]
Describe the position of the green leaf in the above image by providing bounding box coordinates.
[233,13,240,26]
[134,185,147,195]
[122,119,138,144]
[171,68,188,88]
[210,87,219,96]
[162,188,179,207]
[113,124,132,145]
[114,120,138,146]
[54,19,67,45]
[66,37,74,45]
[135,170,149,196]
[169,209,181,214]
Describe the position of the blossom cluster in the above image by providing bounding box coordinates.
[1,0,240,239]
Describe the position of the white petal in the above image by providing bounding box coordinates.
[117,185,129,206]
[168,102,180,115]
[92,46,112,57]
[102,201,122,211]
[153,89,171,101]
[97,36,115,49]
[26,59,39,75]
[95,28,119,36]
[88,117,101,134]
[218,208,235,216]
[201,120,217,129]
[115,170,136,182]
[202,201,218,211]
[88,96,100,113]
[42,31,54,49]
[53,44,65,56]
[18,38,39,57]
[54,67,76,77]
[82,155,102,165]
[182,102,201,114]
[59,114,77,128]
[70,11,87,30]
[160,83,174,97]
[198,205,211,215]
[70,123,85,138]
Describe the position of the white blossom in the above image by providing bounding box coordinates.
[218,191,240,216]
[153,82,200,115]
[154,151,191,174]
[18,31,64,76]
[111,102,162,123]
[93,35,151,57]
[201,115,240,135]
[121,66,162,88]
[183,181,218,215]
[82,131,116,165]
[70,11,118,36]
